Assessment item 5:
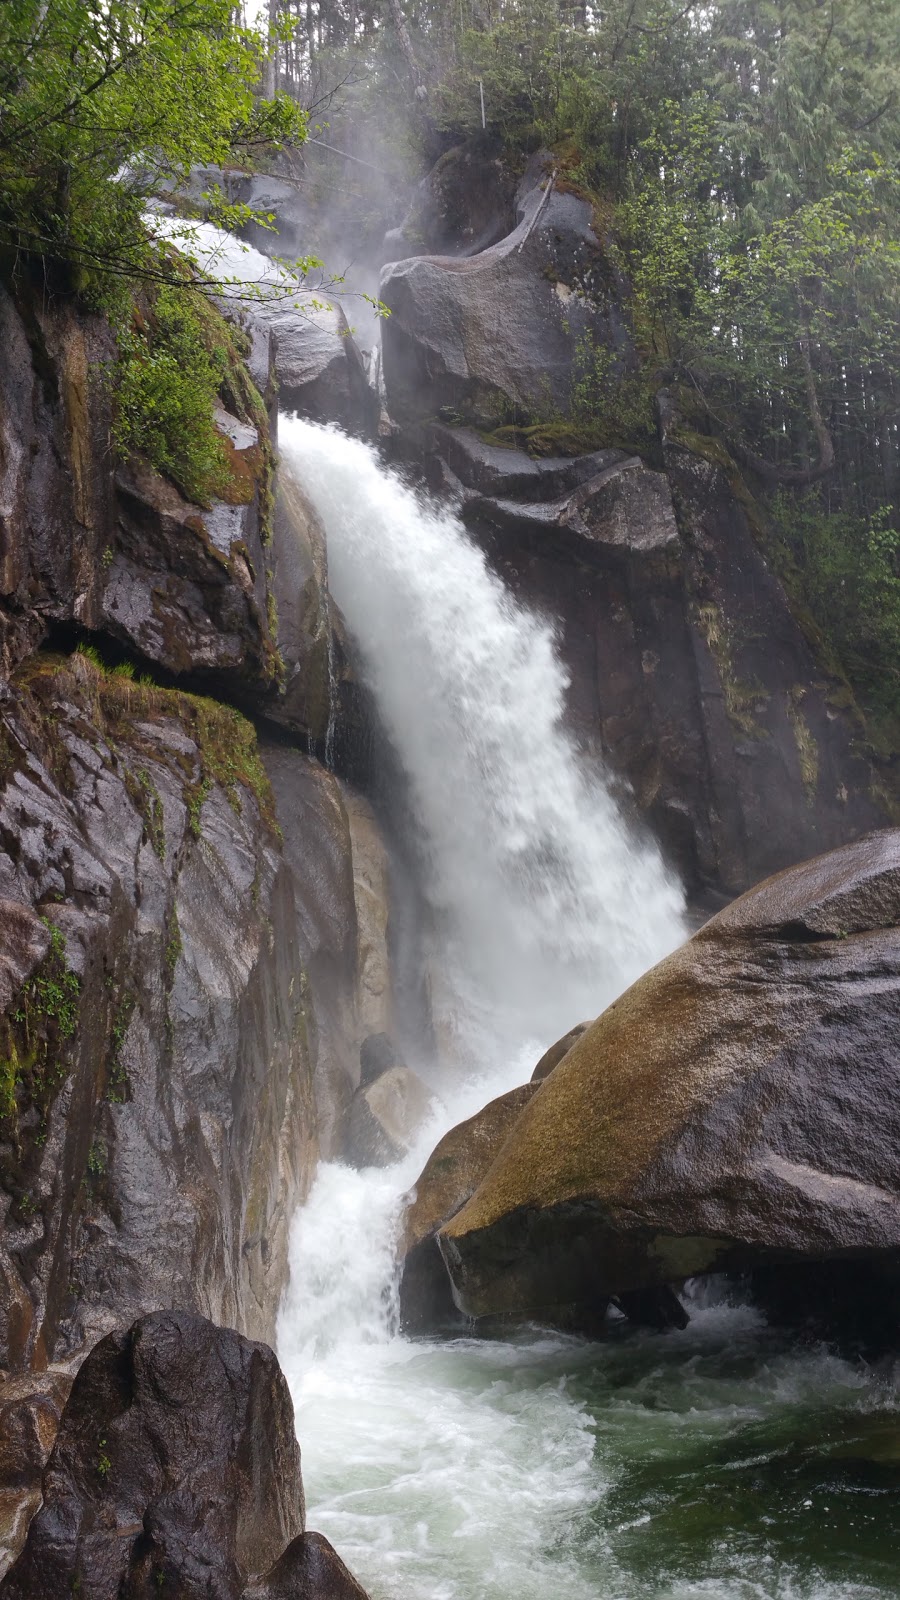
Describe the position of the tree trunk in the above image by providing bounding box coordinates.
[262,0,279,98]
[384,0,422,88]
[730,332,835,487]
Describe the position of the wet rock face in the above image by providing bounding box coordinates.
[243,1531,371,1600]
[383,140,518,263]
[0,283,278,694]
[341,1058,435,1170]
[381,153,631,428]
[0,275,360,750]
[438,832,900,1322]
[0,653,375,1371]
[264,302,377,436]
[0,1311,304,1599]
[530,1023,589,1083]
[382,131,891,895]
[427,423,887,897]
[0,1369,71,1581]
[265,475,348,748]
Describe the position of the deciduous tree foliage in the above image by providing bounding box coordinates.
[0,0,306,298]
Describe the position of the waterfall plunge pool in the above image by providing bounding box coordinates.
[278,1153,900,1600]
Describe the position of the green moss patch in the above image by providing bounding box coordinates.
[0,920,81,1172]
[113,270,274,521]
[16,649,279,841]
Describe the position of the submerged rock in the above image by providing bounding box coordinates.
[0,1311,304,1599]
[438,832,900,1323]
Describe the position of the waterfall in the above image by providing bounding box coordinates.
[275,420,897,1600]
[277,417,686,1067]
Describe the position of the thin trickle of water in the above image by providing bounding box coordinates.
[278,417,685,1063]
[323,623,338,772]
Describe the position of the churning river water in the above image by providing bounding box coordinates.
[275,420,900,1600]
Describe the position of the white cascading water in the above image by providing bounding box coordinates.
[274,418,683,1598]
[277,417,685,1063]
[274,421,897,1600]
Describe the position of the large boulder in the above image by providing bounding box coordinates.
[341,1048,435,1170]
[0,1310,304,1598]
[438,832,900,1324]
[245,297,376,436]
[380,153,631,429]
[243,1532,370,1600]
[383,140,517,263]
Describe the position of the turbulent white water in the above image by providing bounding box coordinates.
[278,1126,900,1600]
[278,417,685,1062]
[275,420,900,1600]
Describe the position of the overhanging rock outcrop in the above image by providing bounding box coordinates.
[380,152,631,428]
[437,831,900,1323]
[399,1084,538,1335]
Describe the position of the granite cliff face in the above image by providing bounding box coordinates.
[378,148,892,896]
[0,275,390,1375]
[450,425,886,896]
